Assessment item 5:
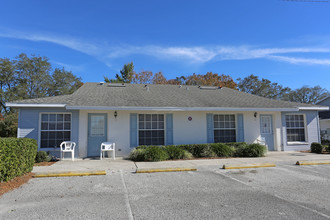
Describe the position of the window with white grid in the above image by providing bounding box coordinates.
[40,113,71,148]
[286,114,306,142]
[213,114,236,143]
[138,114,164,145]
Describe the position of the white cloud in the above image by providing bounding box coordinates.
[269,55,330,65]
[2,28,330,66]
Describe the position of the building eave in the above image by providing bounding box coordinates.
[5,103,67,108]
[65,106,299,112]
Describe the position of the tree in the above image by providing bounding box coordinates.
[14,53,52,99]
[237,74,291,99]
[0,58,16,113]
[152,72,167,84]
[48,68,83,96]
[284,86,329,104]
[105,62,135,83]
[185,72,237,89]
[131,71,153,84]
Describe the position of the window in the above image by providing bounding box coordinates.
[139,114,164,145]
[286,114,306,142]
[90,115,105,136]
[40,113,71,148]
[214,114,236,143]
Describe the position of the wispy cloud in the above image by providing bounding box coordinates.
[2,28,330,66]
[51,61,85,72]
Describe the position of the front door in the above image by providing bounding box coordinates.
[260,115,274,151]
[88,113,107,157]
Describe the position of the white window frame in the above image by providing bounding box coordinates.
[285,113,308,144]
[138,114,165,146]
[38,112,72,150]
[213,114,237,143]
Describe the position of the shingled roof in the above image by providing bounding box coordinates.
[6,83,328,111]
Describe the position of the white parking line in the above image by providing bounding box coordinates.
[120,170,134,220]
[216,171,330,219]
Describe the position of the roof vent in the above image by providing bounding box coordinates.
[146,86,150,91]
[186,87,189,90]
[179,85,182,88]
[99,82,104,85]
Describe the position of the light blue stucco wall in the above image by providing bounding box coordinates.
[17,107,79,158]
[281,110,320,151]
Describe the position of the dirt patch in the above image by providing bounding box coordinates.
[34,161,57,166]
[0,173,33,197]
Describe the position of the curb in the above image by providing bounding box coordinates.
[136,168,197,173]
[296,160,330,166]
[222,163,276,169]
[33,170,106,178]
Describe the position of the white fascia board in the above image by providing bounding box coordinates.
[66,106,298,112]
[298,106,329,111]
[5,103,66,108]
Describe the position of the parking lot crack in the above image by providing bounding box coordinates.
[120,170,134,220]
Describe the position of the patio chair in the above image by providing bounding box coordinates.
[60,141,76,161]
[100,142,115,160]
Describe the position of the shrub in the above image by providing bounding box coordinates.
[164,145,189,160]
[325,145,330,153]
[178,144,210,158]
[311,142,323,154]
[210,143,235,157]
[144,146,169,161]
[235,143,266,157]
[35,151,50,163]
[0,138,37,182]
[226,142,248,149]
[200,145,217,157]
[129,148,146,161]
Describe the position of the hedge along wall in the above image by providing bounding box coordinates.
[0,138,38,182]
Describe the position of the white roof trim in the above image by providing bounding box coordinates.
[298,106,329,111]
[6,103,66,108]
[66,106,299,112]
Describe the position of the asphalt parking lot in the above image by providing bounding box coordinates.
[1,162,330,220]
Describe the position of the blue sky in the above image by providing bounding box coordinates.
[1,0,330,90]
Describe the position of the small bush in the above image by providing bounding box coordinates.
[200,145,217,157]
[129,148,146,161]
[311,142,323,154]
[210,143,235,157]
[164,145,190,160]
[178,144,210,158]
[226,142,248,149]
[144,146,169,161]
[35,151,50,163]
[325,145,330,153]
[235,143,266,157]
[0,138,37,182]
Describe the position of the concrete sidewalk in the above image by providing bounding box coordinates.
[32,151,330,174]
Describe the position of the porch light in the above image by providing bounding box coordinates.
[254,112,257,118]
[114,111,118,118]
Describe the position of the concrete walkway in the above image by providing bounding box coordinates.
[32,151,330,174]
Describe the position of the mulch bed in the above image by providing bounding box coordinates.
[0,161,57,197]
[34,161,57,166]
[0,173,34,197]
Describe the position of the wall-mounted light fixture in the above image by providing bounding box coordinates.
[254,112,257,118]
[114,111,118,118]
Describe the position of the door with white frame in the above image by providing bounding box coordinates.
[88,113,107,157]
[260,114,274,151]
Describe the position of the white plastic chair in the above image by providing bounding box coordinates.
[100,142,115,160]
[60,141,76,161]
